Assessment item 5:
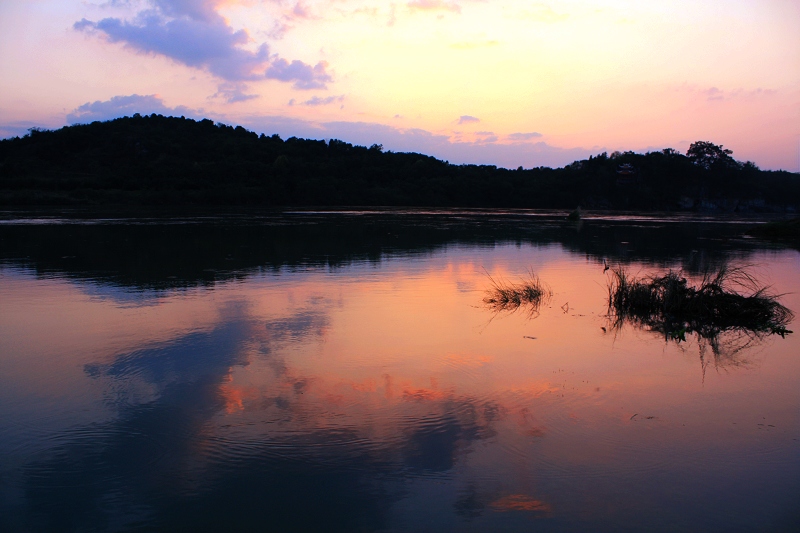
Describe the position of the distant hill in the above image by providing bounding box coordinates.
[1,114,798,210]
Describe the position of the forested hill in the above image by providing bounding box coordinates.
[1,114,798,210]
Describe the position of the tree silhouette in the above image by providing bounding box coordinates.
[0,115,797,209]
[686,141,739,170]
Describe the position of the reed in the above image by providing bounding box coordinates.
[607,265,793,339]
[483,270,552,317]
[749,217,800,241]
[567,208,582,221]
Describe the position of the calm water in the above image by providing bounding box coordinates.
[1,210,798,532]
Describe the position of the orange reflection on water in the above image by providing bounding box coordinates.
[401,386,451,402]
[349,378,379,393]
[3,245,799,530]
[219,372,261,414]
[442,352,493,368]
[489,494,552,513]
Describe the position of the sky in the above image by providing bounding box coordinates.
[1,0,798,170]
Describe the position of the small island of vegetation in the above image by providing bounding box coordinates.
[607,265,793,340]
[1,114,798,210]
[483,271,552,317]
[748,217,800,242]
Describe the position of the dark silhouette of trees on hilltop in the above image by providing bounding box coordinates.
[0,114,797,210]
[687,141,740,170]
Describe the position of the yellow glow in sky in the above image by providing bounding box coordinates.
[0,0,798,169]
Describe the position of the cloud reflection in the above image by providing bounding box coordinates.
[4,217,799,532]
[15,292,513,531]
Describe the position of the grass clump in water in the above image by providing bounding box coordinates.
[608,265,793,340]
[567,207,582,221]
[607,265,794,373]
[483,270,552,317]
[748,217,800,243]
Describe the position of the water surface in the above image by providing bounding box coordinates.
[1,211,798,532]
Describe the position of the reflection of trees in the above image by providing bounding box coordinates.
[0,213,773,293]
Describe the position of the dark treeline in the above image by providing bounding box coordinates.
[1,114,798,210]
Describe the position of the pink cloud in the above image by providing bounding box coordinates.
[407,0,461,14]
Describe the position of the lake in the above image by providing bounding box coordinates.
[1,210,798,532]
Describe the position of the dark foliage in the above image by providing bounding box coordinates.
[483,270,552,317]
[606,265,794,371]
[686,141,738,170]
[608,266,792,333]
[748,217,800,244]
[0,212,762,291]
[1,114,798,209]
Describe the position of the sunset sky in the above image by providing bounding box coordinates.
[1,0,798,169]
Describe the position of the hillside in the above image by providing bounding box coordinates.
[1,114,798,210]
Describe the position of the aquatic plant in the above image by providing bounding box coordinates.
[748,217,800,243]
[483,270,552,317]
[608,265,792,332]
[567,208,582,221]
[606,265,793,368]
